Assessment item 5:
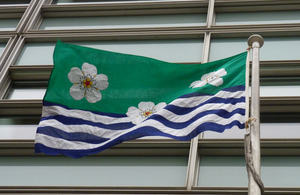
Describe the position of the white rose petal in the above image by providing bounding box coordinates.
[155,102,167,111]
[201,72,211,81]
[68,67,83,84]
[70,84,85,100]
[215,68,227,77]
[82,63,97,76]
[190,80,206,88]
[127,107,140,117]
[138,101,155,111]
[85,89,102,103]
[209,77,223,86]
[94,74,109,90]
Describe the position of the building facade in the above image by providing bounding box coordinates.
[0,0,300,194]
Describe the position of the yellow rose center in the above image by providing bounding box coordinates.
[83,78,93,88]
[143,111,153,117]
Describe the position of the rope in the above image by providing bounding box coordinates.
[244,130,265,194]
[245,49,250,131]
[245,117,256,130]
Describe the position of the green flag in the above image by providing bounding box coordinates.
[35,41,247,158]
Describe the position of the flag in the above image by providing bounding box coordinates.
[35,41,247,158]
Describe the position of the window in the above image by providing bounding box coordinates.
[198,156,300,188]
[210,37,300,61]
[0,155,188,186]
[15,39,204,65]
[39,14,206,30]
[215,11,300,26]
[0,43,6,56]
[0,0,30,5]
[0,19,20,31]
[5,87,46,100]
[0,117,39,140]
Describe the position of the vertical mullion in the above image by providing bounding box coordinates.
[201,32,211,63]
[186,137,200,190]
[186,32,212,190]
[0,36,17,71]
[186,0,214,189]
[0,36,18,99]
[206,0,215,28]
[23,0,46,32]
[16,0,39,34]
[4,35,26,67]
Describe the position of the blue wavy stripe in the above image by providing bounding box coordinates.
[35,120,245,158]
[37,126,109,144]
[166,96,245,115]
[41,115,134,130]
[222,85,245,92]
[43,101,127,118]
[148,108,245,129]
[180,85,245,98]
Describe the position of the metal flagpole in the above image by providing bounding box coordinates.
[247,34,264,195]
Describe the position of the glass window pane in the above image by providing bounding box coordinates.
[259,86,300,97]
[209,38,248,61]
[198,156,247,187]
[210,37,300,61]
[0,117,39,140]
[0,0,30,5]
[0,43,5,56]
[0,156,188,186]
[15,43,55,65]
[203,126,245,139]
[203,123,300,139]
[261,123,300,139]
[16,39,203,65]
[262,156,300,187]
[261,37,300,60]
[199,156,300,188]
[7,88,46,100]
[40,14,206,30]
[54,0,163,4]
[0,127,36,139]
[216,11,300,25]
[0,18,20,31]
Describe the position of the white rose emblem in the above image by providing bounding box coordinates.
[68,63,109,103]
[190,68,227,88]
[126,101,167,124]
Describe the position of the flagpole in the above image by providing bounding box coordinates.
[247,34,264,195]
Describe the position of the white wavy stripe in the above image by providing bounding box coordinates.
[41,90,244,125]
[160,102,245,123]
[38,119,124,138]
[171,90,245,108]
[38,101,245,138]
[36,111,245,150]
[42,105,131,124]
[36,133,95,150]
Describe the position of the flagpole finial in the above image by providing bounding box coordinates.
[248,34,264,48]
